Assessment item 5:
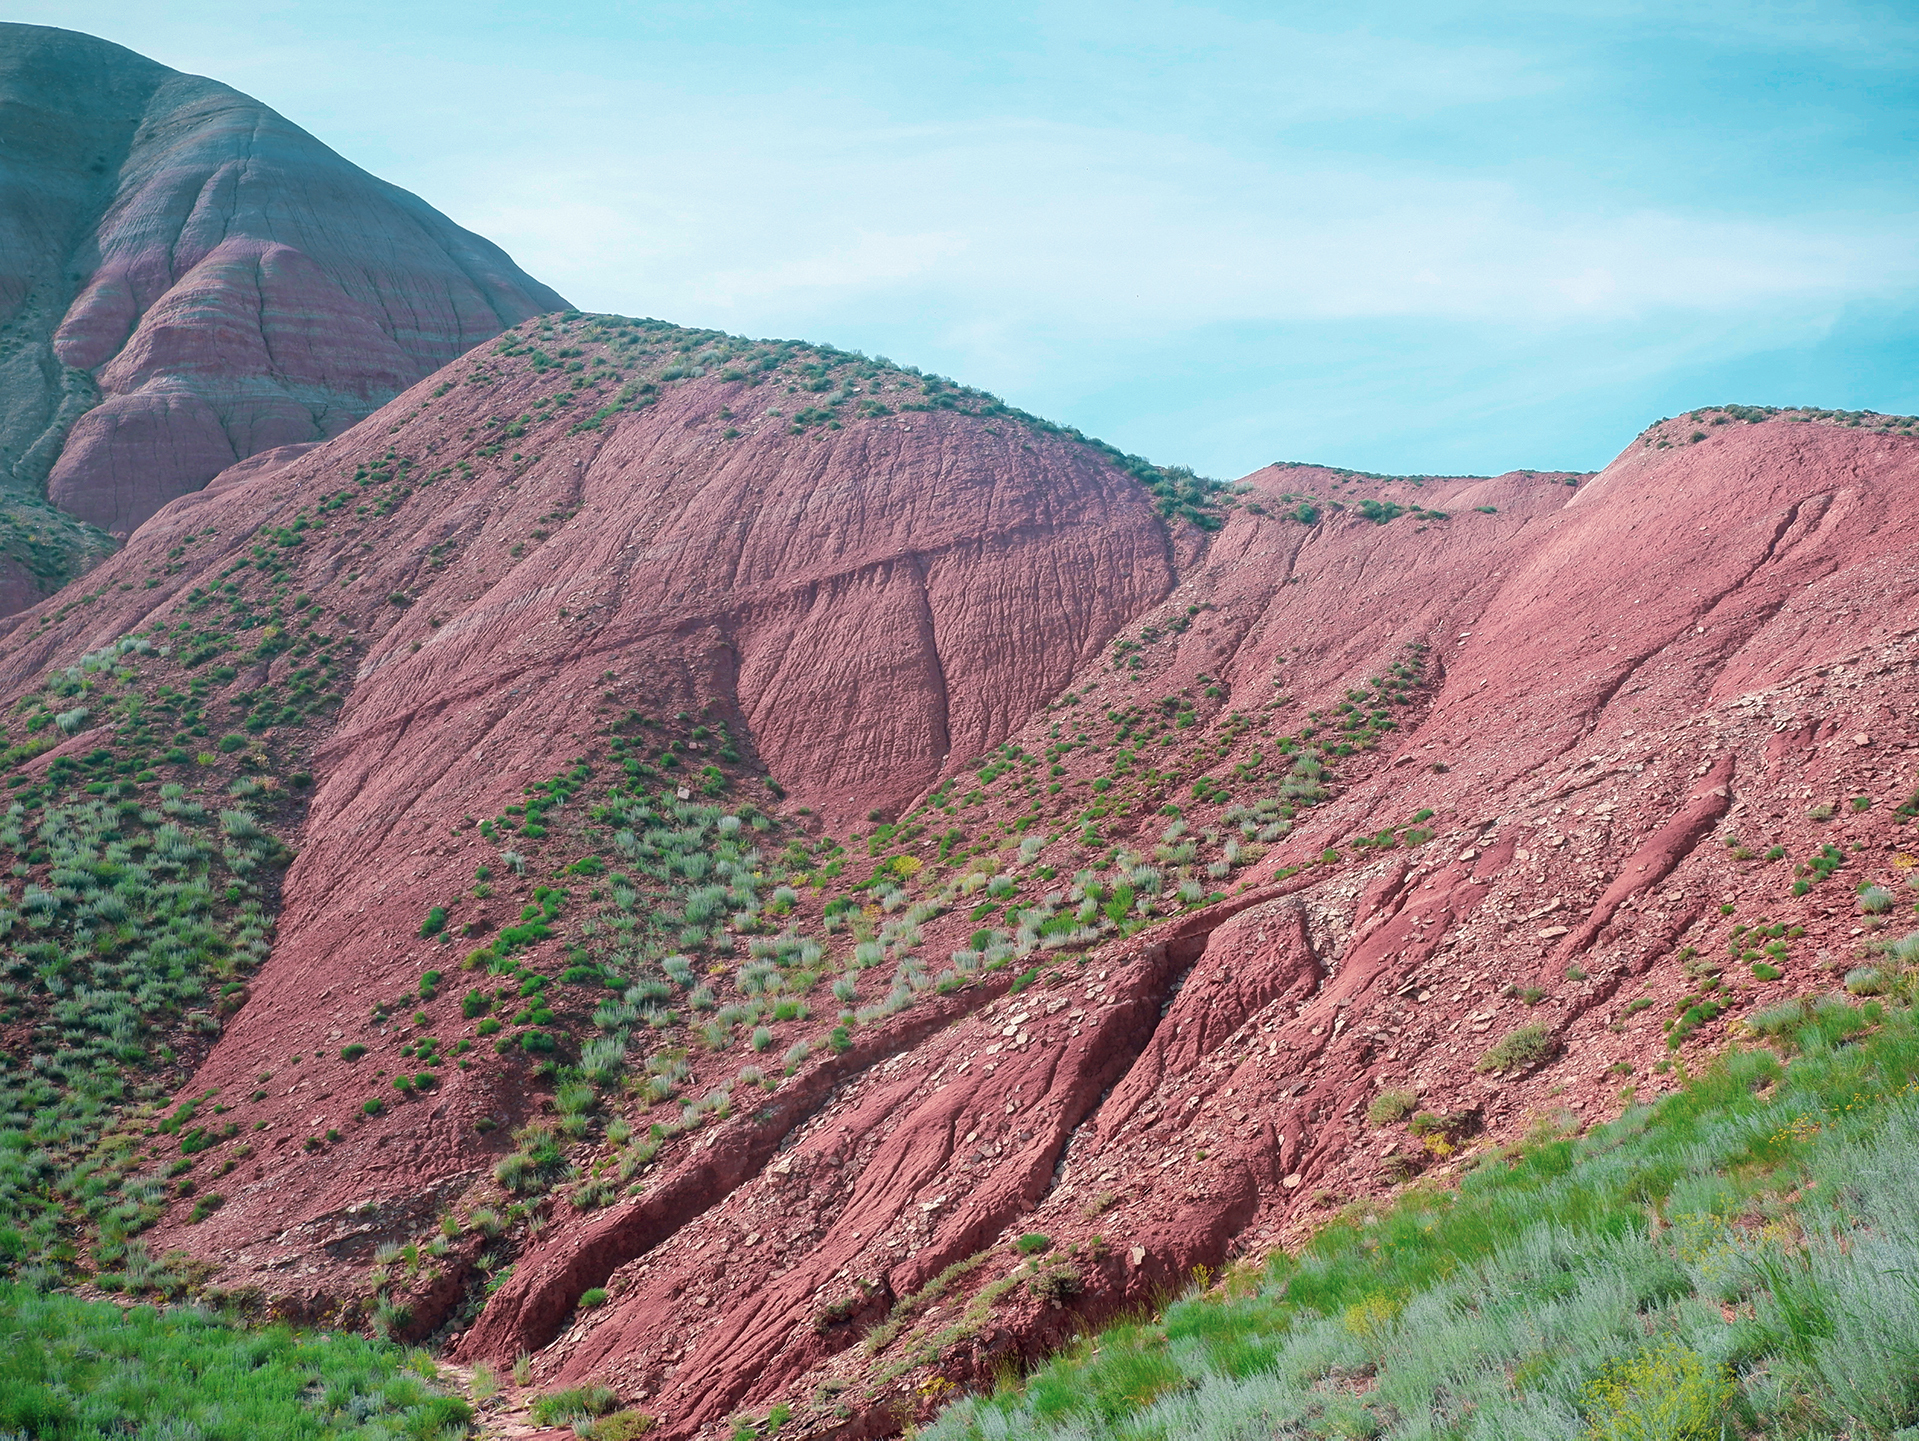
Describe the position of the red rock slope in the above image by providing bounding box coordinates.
[0,348,1914,1441]
[459,419,1917,1438]
[0,23,565,597]
[0,315,1188,1328]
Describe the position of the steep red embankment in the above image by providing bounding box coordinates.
[0,22,564,602]
[1,328,1914,1441]
[0,316,1185,1329]
[460,418,1919,1437]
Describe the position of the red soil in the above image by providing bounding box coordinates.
[2,327,1915,1440]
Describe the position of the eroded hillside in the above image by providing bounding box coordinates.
[0,22,565,608]
[0,325,1913,1441]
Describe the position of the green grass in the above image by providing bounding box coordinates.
[0,783,283,1280]
[0,1282,472,1438]
[928,966,1919,1441]
[529,1382,618,1424]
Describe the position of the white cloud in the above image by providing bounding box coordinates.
[25,0,1919,477]
[460,114,1917,350]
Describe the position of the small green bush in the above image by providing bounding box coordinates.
[1406,1110,1477,1147]
[583,1411,655,1440]
[529,1383,619,1424]
[1475,1022,1554,1073]
[216,735,246,753]
[1026,1265,1083,1302]
[1582,1339,1733,1441]
[1015,1232,1052,1255]
[1366,1089,1417,1125]
[580,1287,609,1308]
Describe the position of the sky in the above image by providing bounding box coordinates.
[17,1,1919,479]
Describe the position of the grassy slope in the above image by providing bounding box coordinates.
[0,1283,473,1439]
[0,627,323,1291]
[927,939,1919,1441]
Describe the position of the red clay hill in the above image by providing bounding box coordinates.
[0,23,565,610]
[0,317,1913,1441]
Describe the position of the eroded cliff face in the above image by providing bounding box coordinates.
[0,22,565,602]
[0,322,1913,1441]
[0,314,1186,1339]
[468,423,1916,1438]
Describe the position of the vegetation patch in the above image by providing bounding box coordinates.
[928,976,1919,1441]
[0,1282,471,1437]
[0,626,317,1285]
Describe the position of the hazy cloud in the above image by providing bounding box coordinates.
[21,0,1919,476]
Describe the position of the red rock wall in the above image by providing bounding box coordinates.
[472,420,1919,1434]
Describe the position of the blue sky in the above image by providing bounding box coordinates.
[24,1,1919,479]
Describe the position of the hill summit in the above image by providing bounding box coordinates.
[0,22,566,610]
